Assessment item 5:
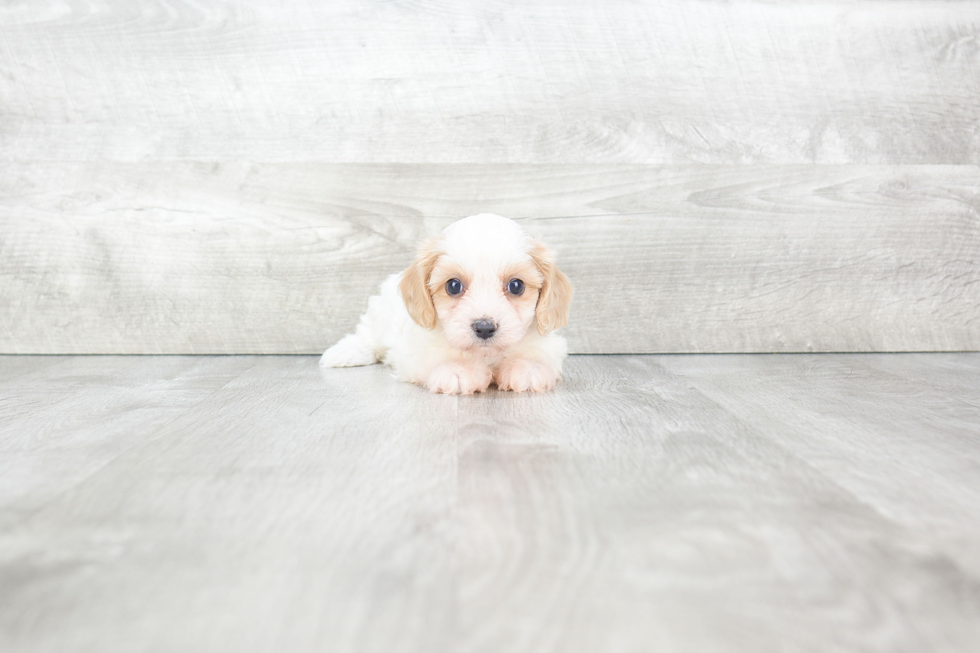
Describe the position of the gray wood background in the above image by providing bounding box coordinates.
[2,0,978,354]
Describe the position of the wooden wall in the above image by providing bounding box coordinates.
[2,1,978,354]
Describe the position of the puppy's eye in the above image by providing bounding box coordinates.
[507,278,525,295]
[445,278,464,296]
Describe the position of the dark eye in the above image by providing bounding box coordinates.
[445,278,464,296]
[507,278,525,295]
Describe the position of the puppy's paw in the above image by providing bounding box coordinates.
[320,335,377,368]
[494,358,560,393]
[426,362,492,395]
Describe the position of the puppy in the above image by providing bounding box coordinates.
[320,213,572,394]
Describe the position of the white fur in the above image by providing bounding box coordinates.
[320,214,569,394]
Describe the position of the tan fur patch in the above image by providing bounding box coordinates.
[398,238,442,329]
[427,261,470,297]
[529,242,573,334]
[500,260,543,310]
[500,261,545,291]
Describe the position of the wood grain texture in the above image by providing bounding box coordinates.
[456,355,980,652]
[0,355,254,530]
[1,353,979,652]
[2,1,978,353]
[2,163,978,353]
[0,356,458,653]
[1,1,978,164]
[659,354,980,577]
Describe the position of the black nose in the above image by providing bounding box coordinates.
[472,319,497,340]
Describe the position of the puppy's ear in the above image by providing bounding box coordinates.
[399,238,441,330]
[530,242,573,335]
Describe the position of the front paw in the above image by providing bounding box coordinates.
[425,362,492,395]
[494,359,560,393]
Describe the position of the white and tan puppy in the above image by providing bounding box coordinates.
[320,213,572,394]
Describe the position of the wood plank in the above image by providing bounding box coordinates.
[658,353,980,575]
[0,355,254,530]
[1,1,977,164]
[0,356,71,383]
[2,354,979,652]
[2,163,978,353]
[455,355,980,652]
[855,352,980,402]
[0,357,457,653]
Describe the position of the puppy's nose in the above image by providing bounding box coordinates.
[471,319,497,340]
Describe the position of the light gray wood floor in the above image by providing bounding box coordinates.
[1,354,979,653]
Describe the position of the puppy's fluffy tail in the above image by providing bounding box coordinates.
[319,334,378,368]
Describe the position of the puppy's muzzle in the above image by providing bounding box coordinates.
[471,318,497,340]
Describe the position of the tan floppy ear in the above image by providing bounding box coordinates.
[398,238,441,329]
[530,242,573,335]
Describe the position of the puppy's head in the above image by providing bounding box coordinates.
[399,214,572,352]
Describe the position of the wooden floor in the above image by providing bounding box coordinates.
[1,353,979,652]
